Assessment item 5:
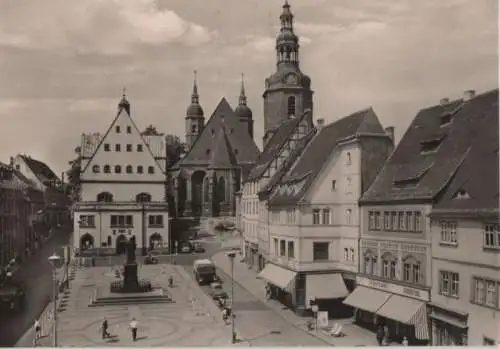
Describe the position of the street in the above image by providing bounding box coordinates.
[178,239,327,346]
[0,230,70,347]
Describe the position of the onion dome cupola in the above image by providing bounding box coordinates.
[186,70,204,118]
[118,88,131,114]
[234,73,254,138]
[185,70,205,151]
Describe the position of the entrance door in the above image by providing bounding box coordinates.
[116,234,128,255]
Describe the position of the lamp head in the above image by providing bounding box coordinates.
[227,252,236,259]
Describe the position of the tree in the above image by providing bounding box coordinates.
[66,146,81,201]
[142,125,162,136]
[165,134,185,168]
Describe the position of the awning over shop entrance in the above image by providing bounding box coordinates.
[376,294,429,340]
[306,273,349,306]
[342,286,391,313]
[257,263,296,290]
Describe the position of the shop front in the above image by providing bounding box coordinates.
[304,273,351,318]
[429,303,468,346]
[343,276,430,345]
[258,262,297,310]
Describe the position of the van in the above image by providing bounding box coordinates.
[193,259,216,285]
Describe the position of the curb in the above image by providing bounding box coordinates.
[212,253,333,346]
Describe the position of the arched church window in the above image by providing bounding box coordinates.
[287,96,296,117]
[92,165,100,173]
[97,192,113,203]
[203,177,209,202]
[136,192,152,203]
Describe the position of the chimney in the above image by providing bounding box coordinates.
[9,156,14,169]
[440,98,450,106]
[385,126,395,143]
[317,118,325,129]
[463,89,476,101]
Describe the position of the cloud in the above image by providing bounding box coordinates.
[295,22,343,35]
[0,0,216,54]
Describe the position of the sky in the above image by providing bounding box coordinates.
[0,0,497,175]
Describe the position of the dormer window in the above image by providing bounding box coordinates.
[420,136,445,154]
[440,112,453,126]
[453,189,470,200]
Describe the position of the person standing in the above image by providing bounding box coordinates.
[129,317,138,341]
[33,319,41,345]
[376,325,384,346]
[101,318,110,339]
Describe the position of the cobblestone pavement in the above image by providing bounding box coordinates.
[17,263,235,347]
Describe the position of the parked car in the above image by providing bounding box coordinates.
[209,283,228,300]
[178,242,192,254]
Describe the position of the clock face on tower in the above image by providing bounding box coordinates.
[286,74,298,85]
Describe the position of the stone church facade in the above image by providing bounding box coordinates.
[169,0,313,218]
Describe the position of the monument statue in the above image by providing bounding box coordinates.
[126,236,137,264]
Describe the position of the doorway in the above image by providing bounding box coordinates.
[116,234,128,255]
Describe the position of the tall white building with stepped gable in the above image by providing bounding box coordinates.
[73,93,169,256]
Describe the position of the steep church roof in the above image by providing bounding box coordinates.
[176,97,260,167]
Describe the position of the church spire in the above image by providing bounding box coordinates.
[238,73,247,106]
[276,0,299,66]
[191,69,199,104]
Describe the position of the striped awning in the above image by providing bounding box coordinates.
[257,263,296,291]
[306,273,349,307]
[376,294,429,340]
[342,286,391,313]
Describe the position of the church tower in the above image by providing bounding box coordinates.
[235,73,254,138]
[262,0,314,146]
[185,70,205,151]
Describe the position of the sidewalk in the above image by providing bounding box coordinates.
[211,251,379,347]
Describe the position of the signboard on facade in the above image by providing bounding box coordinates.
[356,276,429,302]
[317,311,329,328]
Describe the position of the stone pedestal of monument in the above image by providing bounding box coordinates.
[123,263,139,289]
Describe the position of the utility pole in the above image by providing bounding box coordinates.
[227,252,236,343]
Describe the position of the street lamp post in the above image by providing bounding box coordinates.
[48,252,61,347]
[227,251,236,344]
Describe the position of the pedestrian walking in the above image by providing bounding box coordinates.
[376,326,384,346]
[101,318,110,339]
[129,317,138,341]
[33,319,41,345]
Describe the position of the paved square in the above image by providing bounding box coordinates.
[49,264,232,347]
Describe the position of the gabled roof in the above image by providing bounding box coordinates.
[81,96,165,175]
[247,111,309,181]
[259,128,316,200]
[176,98,260,167]
[269,107,387,206]
[432,94,499,216]
[20,155,59,184]
[45,187,71,207]
[361,89,499,204]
